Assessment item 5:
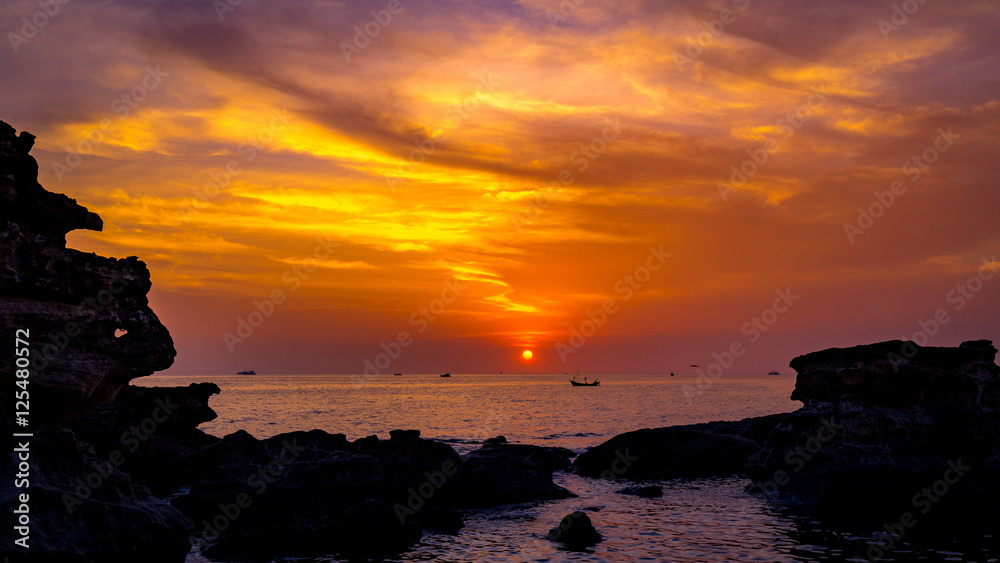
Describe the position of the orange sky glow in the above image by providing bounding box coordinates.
[2,0,998,375]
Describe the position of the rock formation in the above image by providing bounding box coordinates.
[0,120,175,422]
[746,340,1000,513]
[0,120,189,562]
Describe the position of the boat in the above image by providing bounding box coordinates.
[393,373,402,376]
[570,379,600,386]
[440,373,451,378]
[236,370,256,375]
[768,371,781,375]
[670,372,675,376]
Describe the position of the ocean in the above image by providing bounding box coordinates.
[137,373,998,562]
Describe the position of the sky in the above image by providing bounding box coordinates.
[2,0,998,375]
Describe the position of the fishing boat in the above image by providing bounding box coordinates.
[440,373,451,377]
[570,378,599,386]
[236,370,256,375]
[768,371,781,375]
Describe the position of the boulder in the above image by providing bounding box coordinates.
[546,511,601,548]
[439,444,575,507]
[572,414,784,480]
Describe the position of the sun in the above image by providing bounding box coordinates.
[522,350,533,360]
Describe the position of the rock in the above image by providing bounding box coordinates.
[0,122,189,561]
[439,445,575,507]
[0,426,190,562]
[478,441,576,471]
[617,485,663,498]
[65,383,222,493]
[572,414,784,480]
[546,511,602,548]
[201,499,421,561]
[789,339,1000,410]
[483,435,507,445]
[746,340,1000,515]
[413,506,464,534]
[0,120,175,423]
[389,428,421,441]
[173,431,465,558]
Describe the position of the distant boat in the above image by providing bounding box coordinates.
[393,373,402,376]
[440,373,451,378]
[670,372,675,376]
[236,370,256,375]
[570,379,600,386]
[768,371,781,375]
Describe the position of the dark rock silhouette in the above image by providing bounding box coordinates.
[746,340,1000,513]
[571,414,784,479]
[439,442,575,507]
[0,121,189,562]
[0,120,175,422]
[546,510,601,548]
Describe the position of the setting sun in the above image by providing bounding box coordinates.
[522,350,533,360]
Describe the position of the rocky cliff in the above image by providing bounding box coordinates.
[0,120,190,561]
[0,120,175,422]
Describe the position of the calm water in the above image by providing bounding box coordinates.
[137,374,999,562]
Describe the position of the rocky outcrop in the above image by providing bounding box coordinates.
[746,340,1000,514]
[0,121,190,562]
[571,414,785,480]
[0,120,175,422]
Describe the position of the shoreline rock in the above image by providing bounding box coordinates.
[571,413,785,480]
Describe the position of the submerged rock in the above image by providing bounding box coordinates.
[617,484,663,498]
